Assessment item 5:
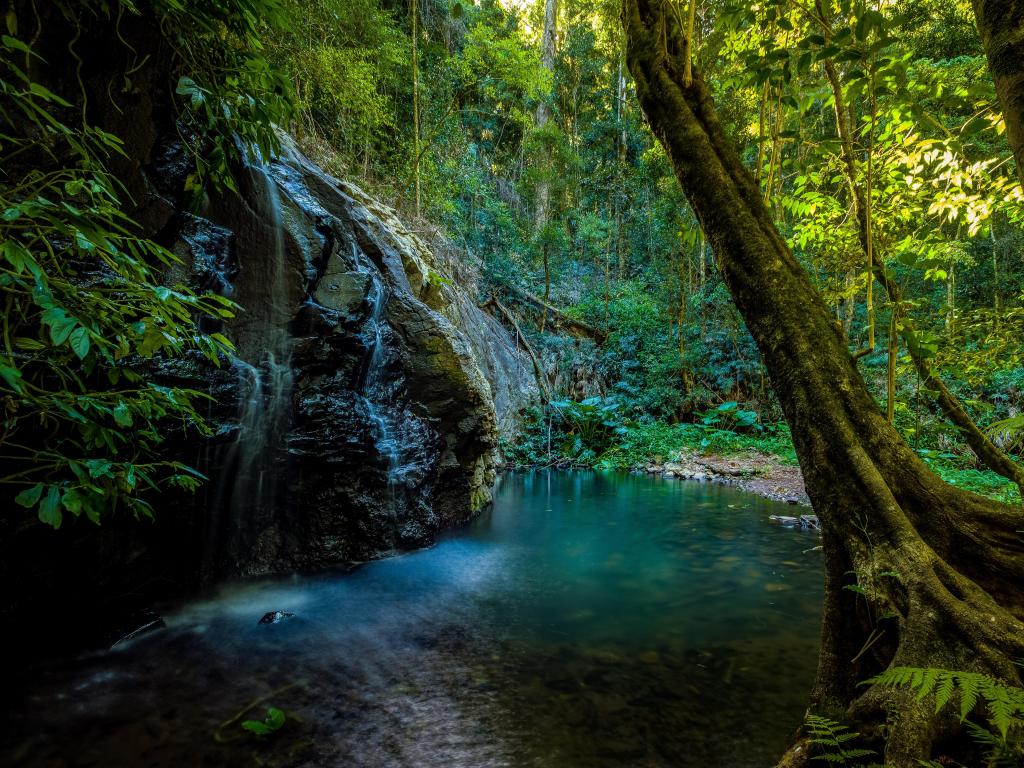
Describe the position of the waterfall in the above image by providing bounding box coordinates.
[358,265,400,490]
[213,162,295,553]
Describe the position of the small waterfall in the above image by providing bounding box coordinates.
[214,162,295,552]
[358,267,400,489]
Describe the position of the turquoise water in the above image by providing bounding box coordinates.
[7,471,823,767]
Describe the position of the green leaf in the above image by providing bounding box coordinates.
[86,459,114,479]
[241,707,286,737]
[70,326,91,359]
[241,720,272,736]
[28,81,71,106]
[113,401,133,427]
[1,35,31,54]
[0,360,24,392]
[38,486,63,528]
[265,707,285,730]
[15,483,43,508]
[74,230,96,251]
[62,488,84,516]
[43,308,78,346]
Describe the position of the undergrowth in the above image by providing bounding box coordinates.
[802,666,1024,767]
[502,402,1021,504]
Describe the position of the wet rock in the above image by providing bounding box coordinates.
[258,611,295,625]
[314,268,372,317]
[768,514,820,530]
[185,141,540,575]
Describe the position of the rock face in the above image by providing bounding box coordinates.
[0,11,539,655]
[175,141,540,577]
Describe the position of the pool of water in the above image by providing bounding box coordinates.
[5,471,823,767]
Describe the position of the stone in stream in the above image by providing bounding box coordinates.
[768,514,820,530]
[258,610,295,625]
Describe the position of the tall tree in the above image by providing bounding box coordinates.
[411,0,422,217]
[623,2,1024,766]
[535,0,558,232]
[972,0,1024,182]
[535,0,558,331]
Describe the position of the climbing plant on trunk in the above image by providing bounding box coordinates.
[622,1,1024,765]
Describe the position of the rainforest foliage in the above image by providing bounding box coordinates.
[262,0,1022,497]
[3,1,1023,763]
[1,2,1022,506]
[0,0,294,526]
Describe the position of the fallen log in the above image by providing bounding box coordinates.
[502,284,606,342]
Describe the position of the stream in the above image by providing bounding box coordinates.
[5,471,823,767]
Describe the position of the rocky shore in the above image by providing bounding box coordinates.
[636,450,811,507]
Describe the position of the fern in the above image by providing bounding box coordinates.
[865,667,1024,738]
[964,721,1024,768]
[805,714,877,766]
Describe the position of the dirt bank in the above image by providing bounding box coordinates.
[638,450,810,507]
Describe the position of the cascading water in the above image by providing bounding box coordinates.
[211,162,295,559]
[358,265,401,490]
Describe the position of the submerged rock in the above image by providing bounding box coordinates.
[768,514,820,530]
[258,611,295,625]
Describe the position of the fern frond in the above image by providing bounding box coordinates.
[866,666,1024,731]
[959,672,983,721]
[934,673,956,713]
[805,714,875,766]
[916,668,940,700]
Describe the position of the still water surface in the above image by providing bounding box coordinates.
[8,471,822,767]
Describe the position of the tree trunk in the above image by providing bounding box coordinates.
[972,0,1024,183]
[615,46,628,279]
[887,306,898,424]
[541,245,551,333]
[678,253,687,355]
[534,0,557,233]
[623,3,1024,765]
[411,0,421,218]
[992,214,1002,325]
[946,262,956,333]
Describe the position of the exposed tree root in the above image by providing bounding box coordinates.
[480,296,551,402]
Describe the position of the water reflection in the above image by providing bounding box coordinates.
[7,471,822,768]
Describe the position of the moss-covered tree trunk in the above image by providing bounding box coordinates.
[973,0,1024,183]
[622,2,1024,765]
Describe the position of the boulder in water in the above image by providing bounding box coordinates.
[258,611,295,625]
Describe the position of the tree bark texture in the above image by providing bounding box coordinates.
[973,0,1024,183]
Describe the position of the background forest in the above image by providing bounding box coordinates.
[269,0,1022,499]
